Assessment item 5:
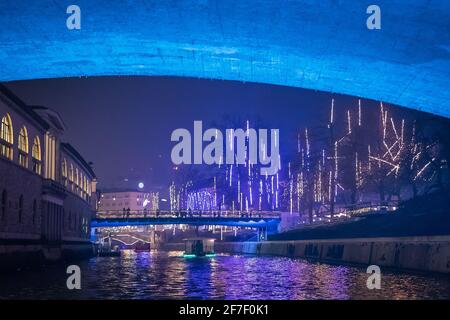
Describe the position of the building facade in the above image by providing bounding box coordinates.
[0,84,97,269]
[98,189,159,215]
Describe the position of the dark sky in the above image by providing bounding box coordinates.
[5,76,385,191]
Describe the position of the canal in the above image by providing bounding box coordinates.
[1,250,449,299]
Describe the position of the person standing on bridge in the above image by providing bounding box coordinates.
[122,207,126,218]
[126,207,130,219]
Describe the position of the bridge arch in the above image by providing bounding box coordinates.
[1,1,449,117]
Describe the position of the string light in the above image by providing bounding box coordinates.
[166,97,441,231]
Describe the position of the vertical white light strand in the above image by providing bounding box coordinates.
[259,179,262,211]
[334,141,338,197]
[355,152,359,188]
[358,99,362,127]
[328,171,332,202]
[347,110,351,134]
[237,174,240,204]
[305,128,310,171]
[289,177,293,214]
[330,98,334,124]
[297,173,301,213]
[229,164,233,186]
[213,176,217,209]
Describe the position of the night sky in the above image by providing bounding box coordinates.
[4,77,398,192]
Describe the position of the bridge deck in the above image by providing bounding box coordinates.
[92,211,281,229]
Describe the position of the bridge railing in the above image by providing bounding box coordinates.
[95,209,281,219]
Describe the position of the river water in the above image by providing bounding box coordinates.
[1,250,449,299]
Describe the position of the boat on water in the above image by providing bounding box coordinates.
[96,235,121,257]
[183,238,215,257]
[97,245,121,257]
[134,242,151,252]
[98,247,121,257]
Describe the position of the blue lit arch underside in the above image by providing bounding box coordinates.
[1,1,449,117]
[91,217,281,231]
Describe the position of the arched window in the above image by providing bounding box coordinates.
[82,175,86,197]
[79,173,83,194]
[18,126,28,152]
[32,136,42,174]
[62,158,67,177]
[61,158,68,186]
[0,113,13,160]
[18,126,29,168]
[18,195,23,223]
[80,174,84,197]
[1,190,6,221]
[75,168,79,188]
[69,164,74,191]
[84,176,88,195]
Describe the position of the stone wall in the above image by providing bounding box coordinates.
[214,236,450,274]
[0,242,93,271]
[62,192,93,241]
[0,157,42,238]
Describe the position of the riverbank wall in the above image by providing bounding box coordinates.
[163,236,450,274]
[0,241,94,272]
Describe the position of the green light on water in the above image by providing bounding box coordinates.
[183,253,216,258]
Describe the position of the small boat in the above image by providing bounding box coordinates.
[96,235,121,257]
[183,238,215,258]
[134,242,151,252]
[98,245,121,257]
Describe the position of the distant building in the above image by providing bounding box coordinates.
[98,189,159,213]
[0,84,97,269]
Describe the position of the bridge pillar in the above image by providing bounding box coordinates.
[257,227,267,241]
[90,227,98,242]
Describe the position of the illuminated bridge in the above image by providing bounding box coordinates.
[1,0,450,117]
[91,211,282,240]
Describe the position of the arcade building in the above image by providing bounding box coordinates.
[98,188,159,215]
[0,83,97,269]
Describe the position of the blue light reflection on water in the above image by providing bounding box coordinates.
[1,250,450,300]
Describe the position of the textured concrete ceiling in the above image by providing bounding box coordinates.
[1,1,449,116]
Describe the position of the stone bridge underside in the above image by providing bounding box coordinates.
[0,1,449,117]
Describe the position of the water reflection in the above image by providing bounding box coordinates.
[0,250,449,300]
